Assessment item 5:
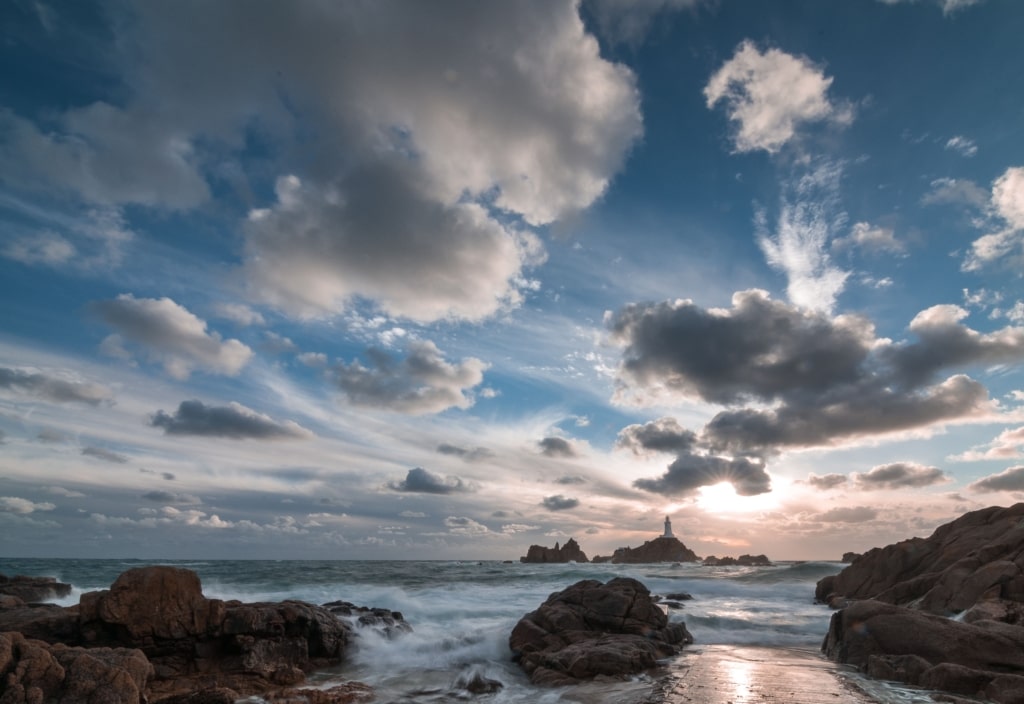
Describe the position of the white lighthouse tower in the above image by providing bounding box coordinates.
[663,515,674,538]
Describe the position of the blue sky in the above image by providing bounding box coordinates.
[1,0,1022,560]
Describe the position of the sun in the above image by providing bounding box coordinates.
[696,481,781,515]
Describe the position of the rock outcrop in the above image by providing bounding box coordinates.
[841,552,862,563]
[703,554,771,567]
[0,565,399,702]
[591,537,699,564]
[509,577,692,685]
[0,573,73,603]
[819,503,1024,704]
[519,538,589,563]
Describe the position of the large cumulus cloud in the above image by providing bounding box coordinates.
[149,400,313,440]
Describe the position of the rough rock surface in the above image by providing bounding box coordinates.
[509,577,692,685]
[519,538,589,563]
[0,565,382,700]
[815,503,1024,614]
[702,554,771,567]
[0,574,73,603]
[590,537,699,564]
[0,630,152,704]
[820,504,1024,704]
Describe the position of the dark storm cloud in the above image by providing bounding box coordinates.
[968,466,1024,493]
[539,437,577,458]
[388,467,470,495]
[436,443,494,462]
[541,494,580,511]
[610,292,1017,460]
[0,367,113,405]
[805,473,848,490]
[616,417,697,455]
[333,341,486,415]
[852,462,950,490]
[149,400,313,439]
[633,453,771,497]
[81,446,128,464]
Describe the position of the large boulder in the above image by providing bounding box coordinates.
[824,600,1024,703]
[0,574,73,604]
[815,503,1024,615]
[591,537,699,564]
[509,577,692,685]
[0,631,152,703]
[520,538,589,563]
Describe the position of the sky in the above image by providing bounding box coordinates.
[1,0,1023,561]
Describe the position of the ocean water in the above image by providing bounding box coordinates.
[0,558,920,703]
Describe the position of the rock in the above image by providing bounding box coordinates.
[663,592,693,601]
[454,668,504,694]
[322,601,411,638]
[0,602,80,643]
[815,503,1024,615]
[262,682,374,703]
[702,554,771,567]
[519,538,589,563]
[866,653,932,685]
[509,577,691,685]
[591,537,699,564]
[841,552,862,563]
[151,688,240,704]
[0,574,73,603]
[0,630,152,704]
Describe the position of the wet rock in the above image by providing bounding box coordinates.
[841,552,862,563]
[509,577,692,685]
[703,554,771,567]
[454,668,504,694]
[591,537,699,564]
[322,601,411,638]
[0,574,73,604]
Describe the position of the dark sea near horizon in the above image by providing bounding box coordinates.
[0,558,935,703]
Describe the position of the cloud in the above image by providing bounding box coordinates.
[945,136,978,157]
[878,0,984,16]
[806,473,849,490]
[968,466,1024,493]
[833,222,905,255]
[951,426,1024,461]
[610,290,1019,459]
[36,428,67,443]
[616,417,697,456]
[555,475,587,485]
[813,506,878,523]
[993,167,1024,229]
[0,497,56,514]
[756,160,851,313]
[922,177,989,210]
[212,303,265,327]
[444,516,490,536]
[634,454,771,497]
[852,462,950,489]
[149,400,313,440]
[963,166,1024,272]
[539,436,578,458]
[704,40,852,154]
[541,494,580,511]
[92,294,252,379]
[333,341,487,415]
[81,446,128,464]
[0,206,133,272]
[45,486,85,498]
[0,367,114,405]
[436,443,494,462]
[29,2,638,323]
[141,491,201,505]
[587,0,701,45]
[388,467,471,495]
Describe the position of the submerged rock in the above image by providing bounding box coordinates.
[519,538,589,563]
[702,554,771,567]
[509,577,692,686]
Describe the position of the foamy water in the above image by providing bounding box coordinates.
[1,558,915,702]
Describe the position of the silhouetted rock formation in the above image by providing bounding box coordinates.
[840,551,861,563]
[0,565,399,702]
[519,537,589,563]
[702,554,771,566]
[509,577,692,685]
[591,536,699,564]
[819,503,1024,704]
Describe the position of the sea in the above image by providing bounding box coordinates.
[0,558,936,703]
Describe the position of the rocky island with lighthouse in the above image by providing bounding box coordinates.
[520,516,703,564]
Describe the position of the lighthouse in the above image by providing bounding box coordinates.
[663,515,674,538]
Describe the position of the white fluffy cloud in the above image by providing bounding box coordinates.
[0,497,56,514]
[992,167,1024,230]
[93,294,252,379]
[704,40,852,154]
[963,166,1024,272]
